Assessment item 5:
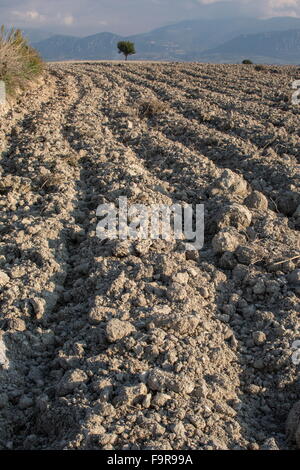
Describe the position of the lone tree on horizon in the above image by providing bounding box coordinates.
[117,41,136,61]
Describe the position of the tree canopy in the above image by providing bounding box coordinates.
[117,41,136,61]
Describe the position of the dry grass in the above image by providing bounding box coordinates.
[0,25,44,97]
[138,98,167,118]
[39,174,66,192]
[255,65,266,72]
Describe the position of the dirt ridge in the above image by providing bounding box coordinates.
[0,62,299,450]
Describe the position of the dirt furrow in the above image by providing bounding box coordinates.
[101,65,300,223]
[0,67,85,448]
[110,63,299,134]
[0,63,299,451]
[111,65,300,164]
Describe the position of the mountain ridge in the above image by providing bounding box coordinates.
[30,17,300,63]
[205,28,300,63]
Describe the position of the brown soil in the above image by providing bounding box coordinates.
[0,62,299,450]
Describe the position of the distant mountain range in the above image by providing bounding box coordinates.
[23,17,300,64]
[204,29,300,64]
[32,33,122,61]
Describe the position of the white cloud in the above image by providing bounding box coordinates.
[11,8,76,27]
[195,0,300,15]
[4,0,300,36]
[11,9,46,22]
[63,15,75,26]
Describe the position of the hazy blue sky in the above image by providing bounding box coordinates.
[1,0,300,36]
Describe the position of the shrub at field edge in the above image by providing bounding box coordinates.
[0,25,44,97]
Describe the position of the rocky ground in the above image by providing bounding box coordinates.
[0,62,299,450]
